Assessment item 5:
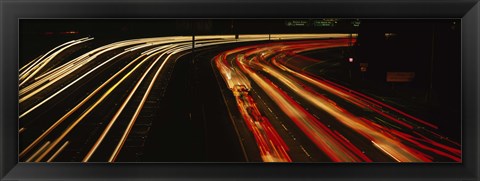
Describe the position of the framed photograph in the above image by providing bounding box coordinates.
[1,0,479,180]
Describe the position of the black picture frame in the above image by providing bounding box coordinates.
[1,0,479,180]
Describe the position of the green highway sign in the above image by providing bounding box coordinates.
[285,20,310,27]
[313,20,337,27]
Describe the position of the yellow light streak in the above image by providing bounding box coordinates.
[46,141,69,162]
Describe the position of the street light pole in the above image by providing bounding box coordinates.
[349,33,353,47]
[426,23,435,102]
[192,21,195,53]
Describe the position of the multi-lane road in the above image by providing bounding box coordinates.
[19,34,460,162]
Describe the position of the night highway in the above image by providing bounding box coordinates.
[19,19,461,162]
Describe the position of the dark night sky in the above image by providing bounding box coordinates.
[20,19,356,37]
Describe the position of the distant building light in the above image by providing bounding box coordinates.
[351,20,361,27]
[348,58,354,62]
[60,31,79,35]
[385,33,397,39]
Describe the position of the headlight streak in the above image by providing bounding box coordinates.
[20,40,149,102]
[20,55,91,97]
[82,44,191,162]
[19,53,149,159]
[32,48,155,162]
[46,141,69,162]
[33,54,90,81]
[20,38,87,78]
[19,38,179,118]
[19,55,42,74]
[19,37,94,87]
[19,43,182,159]
[21,35,289,162]
[25,141,51,162]
[108,46,184,162]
